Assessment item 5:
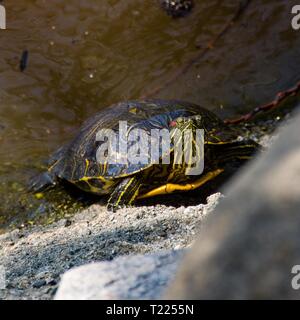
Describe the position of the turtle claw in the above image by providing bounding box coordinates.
[106,203,117,213]
[106,202,128,213]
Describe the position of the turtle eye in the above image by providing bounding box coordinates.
[169,120,177,127]
[169,116,187,127]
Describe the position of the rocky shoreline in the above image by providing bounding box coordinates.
[0,192,222,300]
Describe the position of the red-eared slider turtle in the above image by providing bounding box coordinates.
[29,99,259,211]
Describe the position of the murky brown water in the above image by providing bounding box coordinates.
[0,0,300,230]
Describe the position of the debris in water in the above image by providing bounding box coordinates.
[20,50,29,72]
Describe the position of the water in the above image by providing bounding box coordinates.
[0,0,300,231]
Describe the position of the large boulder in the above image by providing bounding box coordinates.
[55,250,183,300]
[165,110,300,299]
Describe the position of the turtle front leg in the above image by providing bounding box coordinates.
[107,176,142,212]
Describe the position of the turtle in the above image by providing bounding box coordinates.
[29,99,259,212]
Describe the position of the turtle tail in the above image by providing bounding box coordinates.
[28,171,58,193]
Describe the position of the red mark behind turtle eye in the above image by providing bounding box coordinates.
[169,121,177,127]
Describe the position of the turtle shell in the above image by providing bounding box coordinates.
[48,99,238,183]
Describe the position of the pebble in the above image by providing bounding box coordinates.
[32,280,47,289]
[184,207,195,215]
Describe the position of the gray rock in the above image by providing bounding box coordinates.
[32,279,47,289]
[55,250,183,300]
[165,109,300,299]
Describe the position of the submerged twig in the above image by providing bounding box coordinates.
[224,80,300,124]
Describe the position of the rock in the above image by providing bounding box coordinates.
[165,109,300,299]
[32,279,47,289]
[55,250,183,300]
